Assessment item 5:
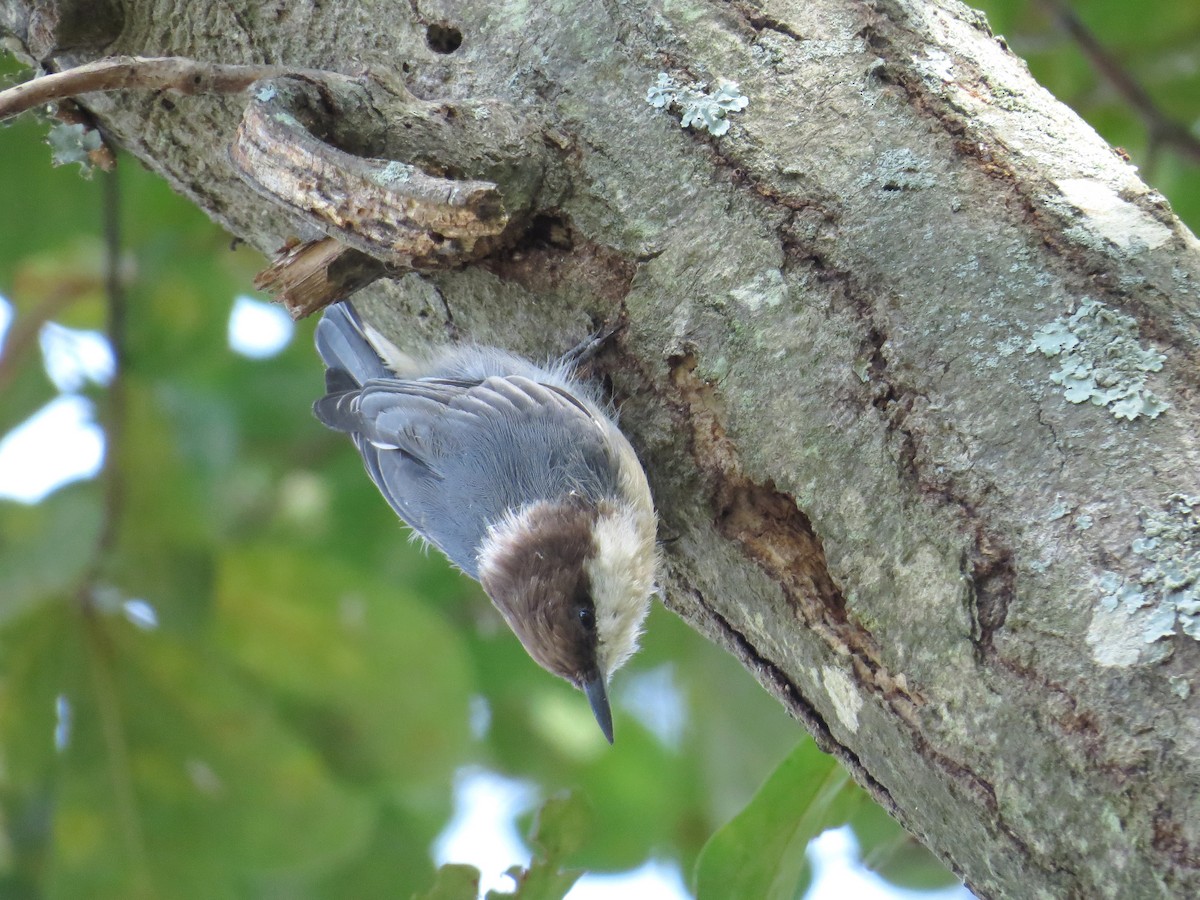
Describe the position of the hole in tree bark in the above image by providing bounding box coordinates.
[426,24,463,54]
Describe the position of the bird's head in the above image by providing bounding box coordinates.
[477,496,658,743]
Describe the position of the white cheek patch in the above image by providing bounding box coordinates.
[586,504,658,676]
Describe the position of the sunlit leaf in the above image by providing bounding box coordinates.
[528,793,590,861]
[8,239,108,330]
[693,739,866,900]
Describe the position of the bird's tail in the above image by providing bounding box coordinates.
[314,301,391,389]
[313,302,392,431]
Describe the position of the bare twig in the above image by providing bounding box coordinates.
[1036,0,1200,165]
[0,55,336,121]
[72,166,128,600]
[94,165,126,571]
[69,166,155,893]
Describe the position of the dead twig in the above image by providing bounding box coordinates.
[0,55,337,121]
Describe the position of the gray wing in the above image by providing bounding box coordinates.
[335,374,621,579]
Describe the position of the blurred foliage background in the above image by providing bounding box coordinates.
[0,0,1196,896]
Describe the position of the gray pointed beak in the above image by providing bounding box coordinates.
[582,671,614,744]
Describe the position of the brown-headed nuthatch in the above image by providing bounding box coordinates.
[314,302,659,742]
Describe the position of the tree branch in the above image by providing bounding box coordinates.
[1036,0,1200,164]
[0,55,337,121]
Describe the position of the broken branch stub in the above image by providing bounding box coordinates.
[230,77,514,301]
[253,237,387,320]
[0,56,552,316]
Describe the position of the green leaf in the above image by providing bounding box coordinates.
[0,601,375,900]
[529,792,591,862]
[0,483,103,624]
[413,863,482,900]
[851,798,960,891]
[693,739,866,900]
[487,862,580,900]
[214,543,475,788]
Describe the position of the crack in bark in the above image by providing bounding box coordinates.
[785,246,1019,663]
[854,3,1200,386]
[909,727,1070,893]
[728,1,804,41]
[686,585,900,799]
[657,355,1039,897]
[666,352,924,723]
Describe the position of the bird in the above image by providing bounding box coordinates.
[313,301,659,743]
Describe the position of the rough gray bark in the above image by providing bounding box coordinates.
[5,0,1200,897]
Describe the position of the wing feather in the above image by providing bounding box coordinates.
[339,374,619,577]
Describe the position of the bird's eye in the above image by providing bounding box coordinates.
[578,606,596,631]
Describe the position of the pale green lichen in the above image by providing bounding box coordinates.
[1095,495,1200,650]
[1026,297,1169,420]
[376,161,416,185]
[1169,675,1192,700]
[46,123,102,175]
[646,73,748,136]
[1046,496,1072,521]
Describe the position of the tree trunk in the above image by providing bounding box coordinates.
[6,0,1199,896]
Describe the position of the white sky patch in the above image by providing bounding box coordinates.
[0,296,12,345]
[0,297,108,503]
[616,663,686,749]
[468,694,492,740]
[54,694,72,753]
[0,395,105,503]
[431,771,693,899]
[39,322,115,391]
[122,598,159,630]
[430,769,970,900]
[807,826,971,900]
[228,295,294,359]
[570,859,690,898]
[433,769,536,894]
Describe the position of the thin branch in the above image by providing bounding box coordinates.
[71,166,155,894]
[1036,0,1200,164]
[70,169,127,599]
[0,55,337,121]
[94,165,126,568]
